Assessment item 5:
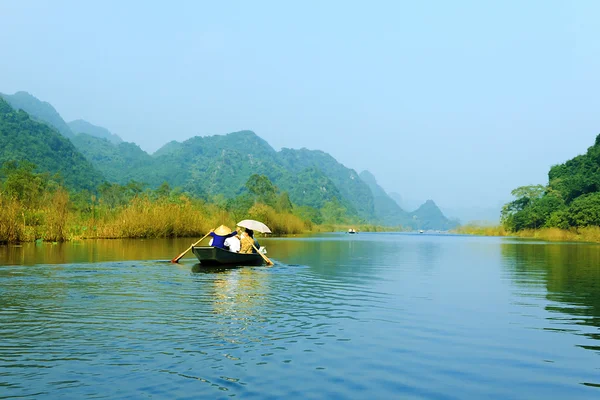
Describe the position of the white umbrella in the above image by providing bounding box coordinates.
[237,219,272,233]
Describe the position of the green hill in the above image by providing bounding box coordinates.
[0,98,105,191]
[70,133,155,185]
[359,170,457,230]
[411,200,459,230]
[278,148,375,220]
[359,170,412,226]
[68,119,123,144]
[0,92,456,227]
[503,134,600,231]
[0,92,74,139]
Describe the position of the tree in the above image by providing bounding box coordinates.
[276,191,293,213]
[501,185,548,231]
[321,198,347,224]
[245,174,277,206]
[567,192,600,226]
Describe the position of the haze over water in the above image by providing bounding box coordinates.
[1,233,599,399]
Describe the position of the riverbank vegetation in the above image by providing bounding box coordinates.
[455,224,600,243]
[0,161,396,243]
[497,134,600,242]
[456,134,600,244]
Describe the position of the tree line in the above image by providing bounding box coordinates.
[502,134,600,232]
[0,160,359,243]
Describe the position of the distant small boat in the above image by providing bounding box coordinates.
[192,246,264,266]
[419,230,424,234]
[348,228,357,234]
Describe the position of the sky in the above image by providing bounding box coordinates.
[1,0,600,218]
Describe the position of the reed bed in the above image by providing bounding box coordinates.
[455,224,600,243]
[453,224,508,237]
[513,227,600,243]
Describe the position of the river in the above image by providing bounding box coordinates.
[1,233,599,399]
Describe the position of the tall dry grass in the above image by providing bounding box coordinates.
[43,188,70,242]
[247,203,307,235]
[453,224,508,237]
[514,227,600,243]
[89,197,224,239]
[0,195,23,243]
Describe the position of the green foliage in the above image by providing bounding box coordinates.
[548,134,600,203]
[246,174,277,205]
[1,161,51,208]
[278,148,375,220]
[0,98,105,191]
[321,198,347,224]
[567,193,600,226]
[68,119,123,144]
[294,205,323,224]
[503,135,600,231]
[276,192,293,213]
[502,186,566,231]
[0,91,74,138]
[70,133,156,185]
[225,193,255,222]
[97,181,146,208]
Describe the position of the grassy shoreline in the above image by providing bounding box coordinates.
[0,192,405,244]
[454,224,600,243]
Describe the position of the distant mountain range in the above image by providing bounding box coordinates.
[0,91,458,230]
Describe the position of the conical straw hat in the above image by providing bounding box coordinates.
[214,225,232,235]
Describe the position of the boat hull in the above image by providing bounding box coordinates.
[191,246,264,266]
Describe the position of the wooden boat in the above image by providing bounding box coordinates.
[191,246,264,266]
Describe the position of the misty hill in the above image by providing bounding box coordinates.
[73,129,366,218]
[0,91,74,139]
[359,171,412,226]
[69,119,123,144]
[0,98,105,191]
[152,131,361,215]
[0,92,456,228]
[70,133,154,185]
[359,171,457,230]
[278,148,374,220]
[151,130,285,197]
[411,200,459,230]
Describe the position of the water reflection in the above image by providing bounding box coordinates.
[501,241,600,344]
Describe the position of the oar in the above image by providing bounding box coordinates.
[171,232,211,263]
[252,243,274,266]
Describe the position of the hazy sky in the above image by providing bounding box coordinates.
[1,1,599,212]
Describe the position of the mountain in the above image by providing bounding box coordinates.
[388,192,403,208]
[0,92,456,227]
[151,130,286,197]
[359,171,412,226]
[359,171,457,230]
[411,200,459,230]
[68,119,123,144]
[70,133,155,185]
[0,92,74,138]
[440,205,501,225]
[0,98,105,191]
[278,148,375,220]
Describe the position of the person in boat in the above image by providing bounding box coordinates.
[224,234,241,253]
[209,225,238,250]
[240,229,260,254]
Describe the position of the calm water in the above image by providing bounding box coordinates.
[1,233,599,399]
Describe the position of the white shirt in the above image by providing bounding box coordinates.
[224,236,241,253]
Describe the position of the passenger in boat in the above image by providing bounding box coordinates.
[209,225,238,249]
[240,229,260,254]
[224,234,241,253]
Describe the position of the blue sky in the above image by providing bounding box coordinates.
[1,0,599,217]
